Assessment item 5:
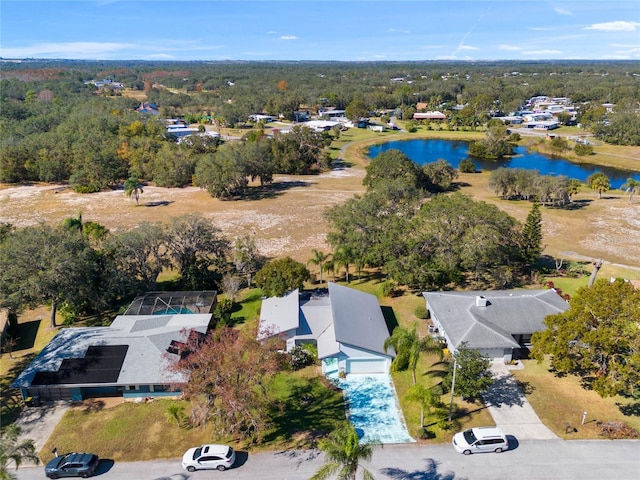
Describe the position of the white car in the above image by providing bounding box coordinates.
[452,426,508,455]
[182,444,236,472]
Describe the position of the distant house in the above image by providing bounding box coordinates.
[423,289,568,362]
[495,116,523,125]
[318,109,346,120]
[413,111,447,121]
[258,283,395,374]
[250,114,274,123]
[12,292,217,402]
[136,102,160,116]
[303,120,341,132]
[524,120,560,130]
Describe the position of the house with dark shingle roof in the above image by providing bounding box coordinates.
[258,283,395,374]
[423,289,568,362]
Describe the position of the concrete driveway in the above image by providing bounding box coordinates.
[483,361,559,440]
[15,400,71,453]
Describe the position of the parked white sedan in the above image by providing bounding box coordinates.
[181,444,236,472]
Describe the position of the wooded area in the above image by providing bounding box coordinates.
[1,60,639,192]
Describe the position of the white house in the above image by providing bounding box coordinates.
[258,283,395,374]
[413,111,447,121]
[423,289,568,363]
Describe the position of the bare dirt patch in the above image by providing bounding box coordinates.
[2,163,639,273]
[1,167,366,264]
[456,171,640,273]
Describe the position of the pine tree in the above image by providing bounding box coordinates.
[521,202,543,265]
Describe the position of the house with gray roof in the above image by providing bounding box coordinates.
[12,291,216,402]
[258,283,395,374]
[423,289,568,362]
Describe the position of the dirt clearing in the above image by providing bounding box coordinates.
[1,164,639,273]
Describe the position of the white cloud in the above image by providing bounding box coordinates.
[280,35,298,41]
[388,28,410,34]
[148,53,174,59]
[529,27,552,31]
[554,7,572,16]
[585,21,640,32]
[498,44,522,51]
[0,42,135,59]
[522,49,562,56]
[458,45,479,51]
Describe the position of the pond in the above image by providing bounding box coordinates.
[367,139,640,189]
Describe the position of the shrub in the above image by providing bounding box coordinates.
[405,121,418,133]
[381,280,399,297]
[550,136,570,151]
[458,158,476,173]
[214,297,234,326]
[288,345,314,370]
[414,305,429,319]
[574,143,594,156]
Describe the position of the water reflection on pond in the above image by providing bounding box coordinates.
[367,139,640,189]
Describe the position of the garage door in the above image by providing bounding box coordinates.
[346,358,387,374]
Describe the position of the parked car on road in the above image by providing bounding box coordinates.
[182,444,236,472]
[45,452,99,478]
[452,426,508,455]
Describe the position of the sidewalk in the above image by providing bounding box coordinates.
[483,361,558,440]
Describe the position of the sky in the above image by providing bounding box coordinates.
[1,1,639,62]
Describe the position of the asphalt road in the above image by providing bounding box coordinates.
[13,440,640,480]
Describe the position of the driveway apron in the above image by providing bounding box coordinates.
[483,361,558,440]
[15,400,71,453]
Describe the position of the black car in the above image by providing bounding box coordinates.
[45,452,99,478]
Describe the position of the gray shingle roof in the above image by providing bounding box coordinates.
[328,282,393,356]
[258,283,394,359]
[12,313,213,388]
[423,289,569,350]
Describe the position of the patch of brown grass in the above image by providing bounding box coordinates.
[512,358,640,439]
[41,399,216,462]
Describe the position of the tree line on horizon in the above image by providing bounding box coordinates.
[1,59,639,191]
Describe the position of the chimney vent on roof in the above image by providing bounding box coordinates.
[476,295,488,307]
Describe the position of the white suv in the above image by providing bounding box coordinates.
[452,426,508,455]
[182,444,236,471]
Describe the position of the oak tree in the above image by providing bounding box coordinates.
[531,279,640,397]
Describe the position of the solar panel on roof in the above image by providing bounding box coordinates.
[32,345,128,385]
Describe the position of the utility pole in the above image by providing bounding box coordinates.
[448,356,458,421]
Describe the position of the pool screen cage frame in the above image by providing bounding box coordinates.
[123,291,217,316]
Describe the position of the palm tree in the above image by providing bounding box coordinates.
[621,177,640,204]
[308,249,331,286]
[124,177,144,206]
[384,326,443,384]
[311,423,378,480]
[164,403,185,427]
[405,383,447,434]
[587,172,610,199]
[0,424,39,480]
[567,179,581,202]
[332,247,353,283]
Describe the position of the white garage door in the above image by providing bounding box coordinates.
[346,358,387,374]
